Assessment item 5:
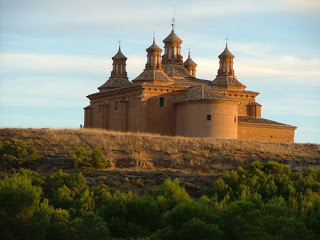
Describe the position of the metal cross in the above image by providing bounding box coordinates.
[225,37,229,46]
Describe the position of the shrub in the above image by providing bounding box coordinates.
[73,147,108,170]
[0,140,39,169]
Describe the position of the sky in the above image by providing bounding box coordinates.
[0,0,319,143]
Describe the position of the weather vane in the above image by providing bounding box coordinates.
[171,4,176,30]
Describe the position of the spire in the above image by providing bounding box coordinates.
[212,43,246,90]
[162,26,183,65]
[217,43,235,76]
[112,42,127,60]
[98,44,131,91]
[145,36,162,70]
[183,49,197,77]
[111,43,128,77]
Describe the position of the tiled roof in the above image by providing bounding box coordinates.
[163,30,183,43]
[247,102,262,106]
[176,85,236,103]
[219,45,234,57]
[212,75,246,88]
[163,64,193,78]
[112,47,127,59]
[238,116,296,128]
[184,56,197,66]
[98,77,132,90]
[146,40,162,52]
[133,69,173,83]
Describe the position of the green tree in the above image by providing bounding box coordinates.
[178,218,222,240]
[43,170,88,212]
[0,172,42,239]
[91,184,112,208]
[69,211,111,240]
[152,178,191,209]
[73,147,108,170]
[304,203,320,238]
[220,200,268,240]
[163,201,219,230]
[262,197,311,240]
[0,140,39,169]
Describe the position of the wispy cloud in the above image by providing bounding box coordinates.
[1,0,319,34]
[1,50,319,110]
[195,55,320,86]
[0,53,107,75]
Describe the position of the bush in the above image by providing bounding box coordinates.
[73,147,108,170]
[0,140,39,169]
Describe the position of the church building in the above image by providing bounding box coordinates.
[84,26,297,143]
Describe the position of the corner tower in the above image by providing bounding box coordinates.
[217,43,235,76]
[111,46,128,78]
[98,45,131,91]
[183,51,197,77]
[211,43,246,90]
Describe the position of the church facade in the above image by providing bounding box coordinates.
[84,27,297,143]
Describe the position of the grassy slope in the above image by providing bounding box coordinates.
[1,128,319,196]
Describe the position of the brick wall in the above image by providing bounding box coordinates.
[176,100,239,138]
[238,123,296,142]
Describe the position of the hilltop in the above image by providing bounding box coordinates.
[0,128,319,196]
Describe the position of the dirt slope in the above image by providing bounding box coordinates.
[1,128,319,196]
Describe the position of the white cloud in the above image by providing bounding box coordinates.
[0,76,94,108]
[0,52,147,108]
[278,0,320,17]
[1,0,319,34]
[0,53,107,75]
[195,54,320,86]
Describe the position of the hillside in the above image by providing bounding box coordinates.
[1,128,319,196]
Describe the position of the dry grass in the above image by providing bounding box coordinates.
[1,127,319,196]
[0,127,319,173]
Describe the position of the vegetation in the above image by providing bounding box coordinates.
[73,146,109,170]
[0,131,319,239]
[0,128,319,173]
[0,161,319,240]
[0,140,39,169]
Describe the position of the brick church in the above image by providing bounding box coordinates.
[84,26,297,142]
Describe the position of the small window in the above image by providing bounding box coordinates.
[207,115,211,121]
[114,101,118,111]
[234,117,237,123]
[159,97,165,107]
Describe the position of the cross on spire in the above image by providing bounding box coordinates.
[153,32,155,42]
[118,40,121,49]
[188,48,191,57]
[225,37,229,46]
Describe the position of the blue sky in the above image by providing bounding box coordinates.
[0,0,319,143]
